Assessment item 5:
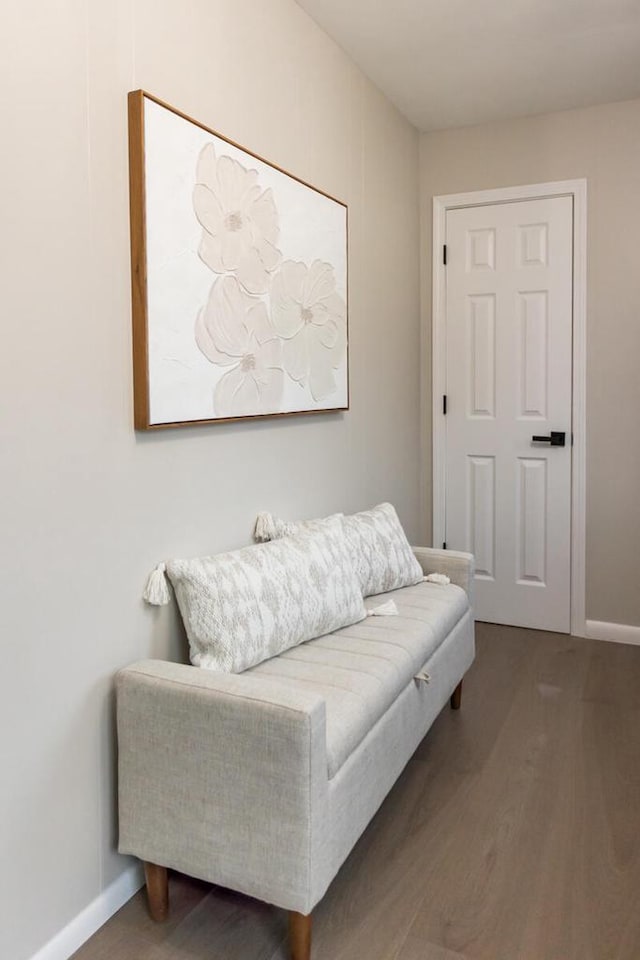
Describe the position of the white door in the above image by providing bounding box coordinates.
[444,197,573,632]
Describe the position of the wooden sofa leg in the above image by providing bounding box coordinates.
[289,911,312,960]
[450,679,463,711]
[144,862,169,922]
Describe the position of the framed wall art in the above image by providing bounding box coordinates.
[128,90,349,429]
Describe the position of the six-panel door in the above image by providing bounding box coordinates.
[444,197,573,632]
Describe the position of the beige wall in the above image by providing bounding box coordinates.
[0,2,420,957]
[420,98,640,628]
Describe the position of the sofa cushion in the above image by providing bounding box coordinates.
[254,502,424,597]
[247,580,469,777]
[166,516,366,673]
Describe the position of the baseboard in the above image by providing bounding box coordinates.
[29,864,144,960]
[585,620,640,646]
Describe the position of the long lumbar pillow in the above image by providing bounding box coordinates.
[254,502,424,598]
[145,515,366,673]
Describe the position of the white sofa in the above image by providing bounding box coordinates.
[117,546,474,960]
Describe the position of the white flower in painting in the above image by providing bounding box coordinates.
[193,143,281,296]
[270,260,346,402]
[195,276,284,417]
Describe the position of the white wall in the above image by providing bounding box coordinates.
[0,2,420,957]
[419,98,640,628]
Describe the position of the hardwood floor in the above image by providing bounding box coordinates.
[72,625,640,960]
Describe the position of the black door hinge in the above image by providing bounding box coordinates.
[443,244,447,265]
[443,394,447,415]
[442,541,447,550]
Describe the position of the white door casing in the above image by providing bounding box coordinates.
[432,186,586,634]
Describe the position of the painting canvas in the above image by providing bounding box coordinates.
[128,90,349,429]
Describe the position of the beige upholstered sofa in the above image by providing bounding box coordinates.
[117,546,474,960]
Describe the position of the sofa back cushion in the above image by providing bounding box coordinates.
[254,502,423,598]
[166,516,366,673]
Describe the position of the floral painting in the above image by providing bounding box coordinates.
[129,91,348,429]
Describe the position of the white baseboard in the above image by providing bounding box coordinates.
[585,619,640,646]
[29,864,144,960]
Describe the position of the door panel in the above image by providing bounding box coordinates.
[445,196,572,632]
[516,456,547,584]
[519,291,547,418]
[468,455,495,579]
[469,295,496,418]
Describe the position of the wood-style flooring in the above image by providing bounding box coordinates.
[72,624,640,960]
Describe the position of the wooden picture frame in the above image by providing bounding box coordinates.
[128,90,349,430]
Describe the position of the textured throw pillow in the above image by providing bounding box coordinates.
[166,516,366,673]
[254,502,423,597]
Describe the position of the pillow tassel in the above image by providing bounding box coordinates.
[367,599,399,617]
[423,573,450,585]
[254,511,276,543]
[143,562,170,605]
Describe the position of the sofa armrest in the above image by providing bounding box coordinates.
[412,546,475,605]
[117,660,327,912]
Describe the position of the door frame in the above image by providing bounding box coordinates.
[432,179,587,637]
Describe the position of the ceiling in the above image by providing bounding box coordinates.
[296,0,640,131]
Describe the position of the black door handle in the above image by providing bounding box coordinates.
[531,431,566,446]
